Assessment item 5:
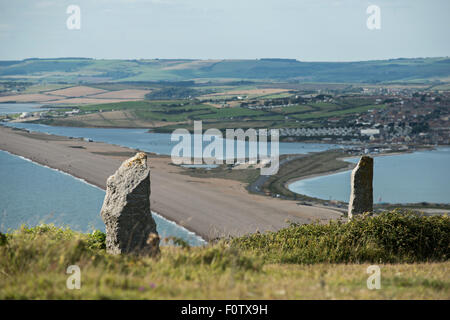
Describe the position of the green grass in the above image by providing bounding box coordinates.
[78,100,194,112]
[74,100,266,123]
[258,92,295,99]
[230,210,450,264]
[68,100,271,124]
[290,103,387,120]
[0,211,448,299]
[195,107,266,120]
[34,90,387,130]
[271,104,315,114]
[178,164,260,184]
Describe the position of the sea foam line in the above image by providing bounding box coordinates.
[0,149,207,245]
[1,149,104,191]
[151,211,207,245]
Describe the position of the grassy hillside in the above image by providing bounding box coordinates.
[1,57,449,83]
[0,210,448,299]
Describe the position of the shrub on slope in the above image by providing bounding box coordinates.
[230,210,450,264]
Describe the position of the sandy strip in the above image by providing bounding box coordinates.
[0,125,342,240]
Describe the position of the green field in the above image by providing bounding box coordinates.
[39,96,388,131]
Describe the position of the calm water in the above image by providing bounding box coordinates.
[0,103,47,115]
[4,123,345,157]
[0,150,206,246]
[288,148,450,204]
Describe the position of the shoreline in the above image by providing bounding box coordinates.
[0,125,343,241]
[0,149,104,191]
[284,146,434,191]
[283,148,450,209]
[284,162,355,188]
[0,148,207,244]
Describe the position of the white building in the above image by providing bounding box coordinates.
[360,128,380,136]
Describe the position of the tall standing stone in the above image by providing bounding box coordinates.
[348,156,373,220]
[100,152,159,255]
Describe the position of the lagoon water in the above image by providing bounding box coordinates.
[4,122,345,157]
[0,150,205,246]
[0,103,46,115]
[288,148,450,204]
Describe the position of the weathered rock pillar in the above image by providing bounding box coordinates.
[348,156,373,220]
[100,152,159,255]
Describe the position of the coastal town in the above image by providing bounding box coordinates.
[242,89,450,146]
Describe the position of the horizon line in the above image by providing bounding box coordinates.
[1,56,449,63]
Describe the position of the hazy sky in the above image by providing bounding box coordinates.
[0,0,449,61]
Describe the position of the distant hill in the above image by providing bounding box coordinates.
[0,57,449,84]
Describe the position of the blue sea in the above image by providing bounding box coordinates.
[0,150,206,246]
[288,148,450,204]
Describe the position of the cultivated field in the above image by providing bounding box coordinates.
[34,95,389,133]
[0,86,150,105]
[45,98,140,105]
[48,110,178,128]
[204,88,291,97]
[88,89,151,99]
[46,85,107,97]
[0,93,60,103]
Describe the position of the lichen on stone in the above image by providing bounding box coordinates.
[125,152,147,168]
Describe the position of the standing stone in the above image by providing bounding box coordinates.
[100,152,159,255]
[348,156,373,219]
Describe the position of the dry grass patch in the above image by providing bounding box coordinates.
[89,89,151,99]
[0,94,60,103]
[161,60,222,70]
[204,88,291,97]
[47,110,179,128]
[46,98,140,105]
[45,86,108,97]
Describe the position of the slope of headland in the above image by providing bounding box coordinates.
[0,125,342,241]
[1,210,449,299]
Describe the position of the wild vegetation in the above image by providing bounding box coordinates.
[0,210,448,299]
[231,210,449,264]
